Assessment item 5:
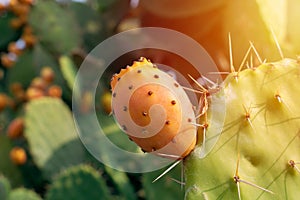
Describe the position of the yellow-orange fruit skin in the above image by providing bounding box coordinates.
[7,118,24,139]
[0,93,8,111]
[47,85,62,98]
[26,87,45,100]
[10,147,27,165]
[111,58,197,159]
[101,91,112,114]
[40,67,55,84]
[128,84,181,152]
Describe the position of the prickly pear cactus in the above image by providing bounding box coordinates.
[111,57,197,159]
[0,176,10,200]
[29,1,81,55]
[185,58,300,199]
[45,165,112,200]
[25,97,86,180]
[8,188,42,200]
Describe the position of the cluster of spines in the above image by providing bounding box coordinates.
[184,35,300,200]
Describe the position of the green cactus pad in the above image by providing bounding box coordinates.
[45,165,112,200]
[224,0,300,62]
[0,12,19,50]
[68,2,107,52]
[29,1,81,55]
[8,188,42,200]
[185,58,300,199]
[7,50,36,87]
[25,98,86,179]
[0,175,10,200]
[58,56,76,91]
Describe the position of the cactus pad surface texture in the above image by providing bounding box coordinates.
[185,58,300,200]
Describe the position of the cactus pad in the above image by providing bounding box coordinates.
[185,58,300,199]
[0,175,10,200]
[24,98,86,179]
[29,1,81,55]
[8,188,41,200]
[45,165,111,200]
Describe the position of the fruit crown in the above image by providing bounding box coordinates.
[110,57,152,90]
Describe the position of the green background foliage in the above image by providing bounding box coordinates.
[1,0,300,199]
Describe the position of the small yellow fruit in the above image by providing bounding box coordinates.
[21,33,36,47]
[47,85,62,98]
[10,18,24,29]
[10,82,23,93]
[26,87,44,100]
[1,54,15,68]
[111,58,197,159]
[10,147,27,165]
[40,67,55,84]
[8,42,23,55]
[7,118,24,139]
[23,26,33,34]
[10,82,25,101]
[0,93,8,111]
[101,91,112,114]
[30,77,47,90]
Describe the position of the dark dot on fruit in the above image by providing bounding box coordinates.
[112,92,116,97]
[117,77,121,81]
[188,118,192,122]
[165,120,170,125]
[174,83,179,87]
[171,100,176,105]
[142,111,148,116]
[137,70,142,73]
[154,74,159,79]
[123,106,127,111]
[122,125,127,131]
[128,85,133,90]
[148,91,153,96]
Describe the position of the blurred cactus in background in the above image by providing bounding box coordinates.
[0,0,300,199]
[0,0,185,199]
